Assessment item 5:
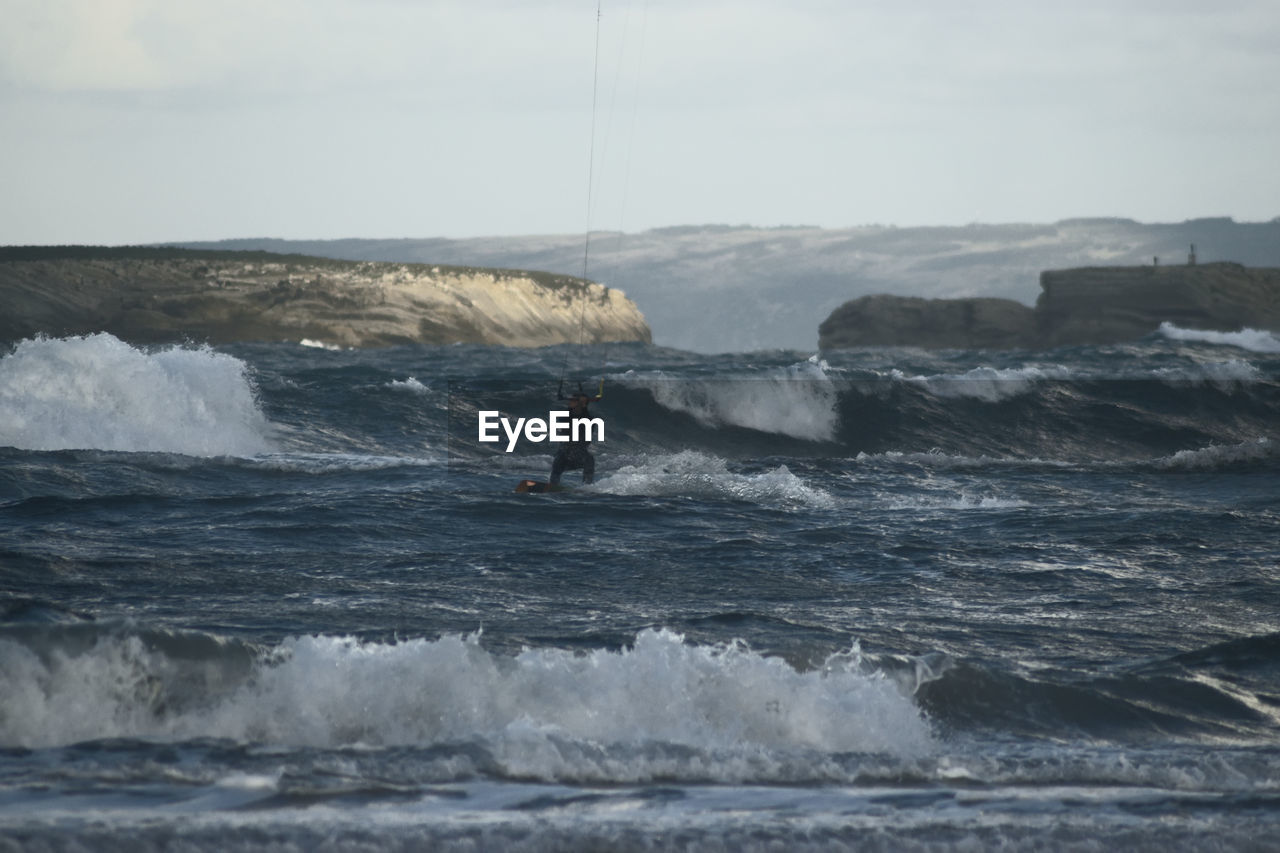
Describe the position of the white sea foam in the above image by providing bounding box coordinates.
[1154,437,1275,470]
[299,338,344,351]
[623,357,838,441]
[890,358,1265,399]
[856,440,1277,474]
[881,492,1030,511]
[1151,359,1262,389]
[890,365,1074,401]
[243,452,440,473]
[0,334,274,456]
[214,771,282,791]
[596,450,835,508]
[0,629,934,780]
[387,376,431,394]
[1157,322,1280,354]
[853,449,1067,470]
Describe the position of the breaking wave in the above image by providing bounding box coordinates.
[1158,322,1280,353]
[917,632,1280,744]
[595,450,835,508]
[0,625,932,782]
[0,334,274,457]
[619,357,839,441]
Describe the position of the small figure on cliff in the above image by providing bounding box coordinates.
[550,390,601,485]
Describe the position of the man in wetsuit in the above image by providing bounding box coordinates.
[549,391,600,485]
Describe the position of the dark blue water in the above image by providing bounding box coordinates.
[2,327,1279,851]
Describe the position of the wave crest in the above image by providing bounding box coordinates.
[621,358,839,441]
[0,334,273,457]
[596,451,835,508]
[1158,322,1280,353]
[0,627,933,780]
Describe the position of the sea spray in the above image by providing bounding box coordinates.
[889,364,1075,402]
[1158,322,1280,354]
[0,628,933,780]
[596,450,836,508]
[0,334,273,456]
[622,358,839,441]
[1154,436,1276,470]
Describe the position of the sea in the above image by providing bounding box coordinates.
[1,324,1278,852]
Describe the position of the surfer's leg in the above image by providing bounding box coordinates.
[582,451,595,484]
[550,447,569,484]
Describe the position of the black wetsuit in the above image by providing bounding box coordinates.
[549,409,596,485]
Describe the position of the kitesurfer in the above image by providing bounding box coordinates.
[549,391,600,485]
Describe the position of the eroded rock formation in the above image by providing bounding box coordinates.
[819,262,1280,350]
[0,248,651,348]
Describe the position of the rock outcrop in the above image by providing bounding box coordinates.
[818,295,1036,350]
[1036,262,1280,347]
[177,218,1280,353]
[0,247,651,348]
[819,262,1280,350]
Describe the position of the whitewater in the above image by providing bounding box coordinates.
[2,328,1279,851]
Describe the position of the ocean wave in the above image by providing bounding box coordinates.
[386,376,431,395]
[1153,437,1277,471]
[446,359,1279,464]
[926,745,1280,795]
[5,622,1276,791]
[1151,359,1262,386]
[852,440,1280,474]
[884,359,1266,401]
[852,449,1071,471]
[887,364,1075,402]
[595,450,836,508]
[0,627,932,780]
[878,492,1030,511]
[238,451,442,474]
[918,636,1280,743]
[1158,322,1280,353]
[1161,632,1280,676]
[619,357,839,441]
[298,338,345,351]
[0,334,274,457]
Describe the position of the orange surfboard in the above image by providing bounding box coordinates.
[514,479,571,494]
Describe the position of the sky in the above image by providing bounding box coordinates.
[1,0,1277,245]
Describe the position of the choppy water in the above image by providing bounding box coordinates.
[2,326,1279,851]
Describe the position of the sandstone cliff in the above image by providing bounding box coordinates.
[0,247,651,348]
[819,262,1280,350]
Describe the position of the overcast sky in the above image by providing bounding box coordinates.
[2,0,1277,245]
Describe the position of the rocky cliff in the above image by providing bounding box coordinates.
[818,295,1036,350]
[0,247,651,348]
[178,217,1280,352]
[1036,262,1280,347]
[819,262,1280,350]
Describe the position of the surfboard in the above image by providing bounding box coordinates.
[515,479,571,494]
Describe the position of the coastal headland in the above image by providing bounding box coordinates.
[0,247,651,348]
[819,261,1280,350]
